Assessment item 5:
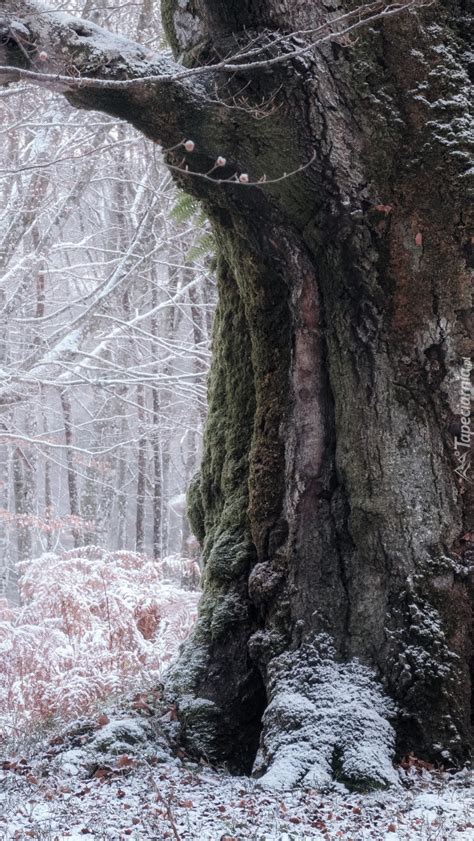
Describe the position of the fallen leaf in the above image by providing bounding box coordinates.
[115,755,136,769]
[312,819,326,829]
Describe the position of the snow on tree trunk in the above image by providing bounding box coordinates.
[1,0,471,788]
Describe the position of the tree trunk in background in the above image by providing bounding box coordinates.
[0,441,14,599]
[135,383,147,554]
[81,465,98,545]
[151,386,163,559]
[3,0,471,789]
[12,447,33,564]
[115,415,129,551]
[41,392,53,552]
[43,451,53,552]
[60,389,81,548]
[159,265,180,558]
[150,279,163,560]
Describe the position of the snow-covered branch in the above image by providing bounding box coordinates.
[0,0,198,149]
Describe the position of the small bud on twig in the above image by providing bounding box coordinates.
[239,173,249,183]
[216,156,226,167]
[184,140,195,152]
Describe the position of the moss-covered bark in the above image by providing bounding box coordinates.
[164,0,472,776]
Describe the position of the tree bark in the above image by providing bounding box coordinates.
[59,388,81,548]
[1,0,471,788]
[135,383,147,554]
[12,446,33,563]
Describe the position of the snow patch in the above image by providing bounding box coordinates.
[254,636,398,792]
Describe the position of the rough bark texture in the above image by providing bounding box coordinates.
[1,0,472,788]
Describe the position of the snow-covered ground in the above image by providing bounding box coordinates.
[1,706,472,840]
[0,551,471,840]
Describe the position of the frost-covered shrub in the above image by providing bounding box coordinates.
[0,547,200,736]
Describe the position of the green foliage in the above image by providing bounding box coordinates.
[171,191,215,264]
[186,233,215,264]
[170,191,201,224]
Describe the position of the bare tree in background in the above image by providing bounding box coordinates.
[0,1,215,600]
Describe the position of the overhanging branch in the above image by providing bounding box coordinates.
[0,0,426,193]
[0,0,203,148]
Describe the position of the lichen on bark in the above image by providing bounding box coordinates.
[167,0,472,781]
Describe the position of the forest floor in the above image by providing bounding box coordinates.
[1,701,472,841]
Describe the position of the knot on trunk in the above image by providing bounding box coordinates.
[248,562,284,604]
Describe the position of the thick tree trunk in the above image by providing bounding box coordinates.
[1,0,471,789]
[164,0,473,785]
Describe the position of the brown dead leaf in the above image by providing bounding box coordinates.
[312,819,326,830]
[400,753,435,771]
[115,754,136,769]
[131,694,149,710]
[2,761,16,771]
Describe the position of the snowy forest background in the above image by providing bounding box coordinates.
[0,1,213,602]
[0,0,212,735]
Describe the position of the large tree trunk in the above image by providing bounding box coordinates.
[1,0,471,789]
